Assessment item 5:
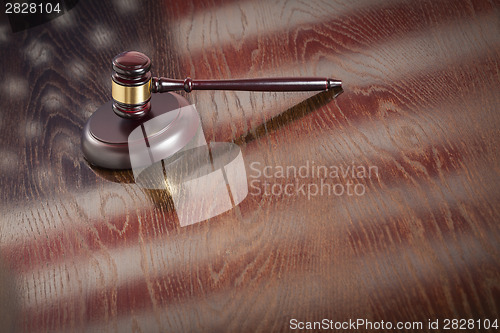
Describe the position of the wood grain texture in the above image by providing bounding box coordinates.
[0,0,499,332]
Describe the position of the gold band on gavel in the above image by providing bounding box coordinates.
[112,79,151,105]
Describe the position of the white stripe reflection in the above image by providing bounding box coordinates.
[184,12,498,127]
[19,162,498,312]
[172,0,406,60]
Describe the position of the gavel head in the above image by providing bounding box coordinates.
[112,51,152,119]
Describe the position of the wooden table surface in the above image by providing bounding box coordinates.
[0,0,499,332]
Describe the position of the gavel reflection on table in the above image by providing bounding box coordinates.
[82,51,343,169]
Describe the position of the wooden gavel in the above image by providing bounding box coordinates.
[111,51,342,119]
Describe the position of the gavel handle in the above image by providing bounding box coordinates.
[151,77,342,93]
